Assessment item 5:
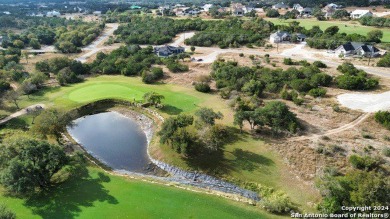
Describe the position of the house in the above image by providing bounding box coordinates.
[203,4,213,12]
[231,3,245,16]
[130,5,142,10]
[295,33,307,42]
[154,45,185,57]
[272,2,289,10]
[335,42,380,57]
[350,10,373,19]
[187,9,201,16]
[243,5,255,14]
[3,11,11,15]
[323,3,341,18]
[46,10,61,17]
[325,3,341,9]
[293,4,304,11]
[92,11,101,16]
[270,31,291,43]
[300,8,313,16]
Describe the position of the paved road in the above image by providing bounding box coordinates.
[0,104,45,125]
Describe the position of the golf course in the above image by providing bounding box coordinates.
[0,75,318,218]
[267,18,390,43]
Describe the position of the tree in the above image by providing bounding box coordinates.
[266,9,280,18]
[260,101,299,133]
[22,51,29,63]
[4,90,20,109]
[195,107,223,126]
[377,54,390,67]
[0,137,68,194]
[194,82,211,93]
[367,30,383,43]
[12,40,24,49]
[20,79,37,98]
[32,109,74,139]
[143,92,164,107]
[332,10,350,19]
[324,26,340,35]
[190,46,196,52]
[29,38,41,49]
[234,110,245,132]
[0,204,16,219]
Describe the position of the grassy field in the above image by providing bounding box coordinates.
[0,75,319,217]
[266,18,390,43]
[0,166,282,219]
[14,75,210,116]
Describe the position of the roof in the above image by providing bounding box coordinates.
[154,45,184,54]
[273,2,288,8]
[351,9,371,15]
[339,42,379,53]
[296,33,306,38]
[301,8,312,12]
[271,31,291,38]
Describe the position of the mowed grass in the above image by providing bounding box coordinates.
[18,75,208,115]
[0,166,282,219]
[266,18,390,43]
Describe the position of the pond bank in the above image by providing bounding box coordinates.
[65,99,260,202]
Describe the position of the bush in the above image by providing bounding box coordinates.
[0,204,16,219]
[377,54,390,67]
[383,147,390,157]
[239,53,244,57]
[266,9,280,18]
[195,83,211,93]
[309,88,327,97]
[313,61,327,68]
[261,191,294,213]
[374,111,390,129]
[283,58,295,65]
[349,155,379,170]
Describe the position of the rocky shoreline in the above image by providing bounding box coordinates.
[111,107,260,202]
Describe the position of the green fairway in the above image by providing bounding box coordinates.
[266,18,390,43]
[0,166,281,219]
[19,75,204,115]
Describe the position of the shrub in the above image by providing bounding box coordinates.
[309,88,327,97]
[349,155,379,170]
[383,147,390,157]
[375,111,390,129]
[239,53,244,57]
[0,204,16,219]
[313,61,327,68]
[283,58,295,65]
[195,83,211,93]
[261,191,294,213]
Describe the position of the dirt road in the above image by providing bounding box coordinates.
[0,104,45,125]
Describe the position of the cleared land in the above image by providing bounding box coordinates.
[0,166,279,219]
[266,18,390,43]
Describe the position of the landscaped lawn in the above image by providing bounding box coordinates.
[1,75,319,216]
[17,75,207,115]
[0,166,282,219]
[266,18,390,43]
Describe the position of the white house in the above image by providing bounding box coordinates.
[335,42,380,57]
[270,31,291,43]
[350,10,373,19]
[46,10,61,17]
[92,11,102,16]
[203,4,213,12]
[293,4,304,11]
[272,2,289,10]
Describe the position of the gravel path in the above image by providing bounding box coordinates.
[0,104,45,125]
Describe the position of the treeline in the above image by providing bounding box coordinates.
[114,16,206,45]
[306,26,383,49]
[185,18,275,48]
[1,17,104,53]
[360,16,390,27]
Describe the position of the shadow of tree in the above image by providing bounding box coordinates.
[230,149,274,172]
[0,117,29,130]
[23,166,118,219]
[160,105,183,115]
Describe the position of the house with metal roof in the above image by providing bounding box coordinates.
[154,45,185,57]
[272,2,289,10]
[335,42,380,57]
[270,31,291,43]
[350,10,373,19]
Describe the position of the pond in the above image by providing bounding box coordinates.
[67,111,151,173]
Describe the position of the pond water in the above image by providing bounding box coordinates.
[67,111,150,173]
